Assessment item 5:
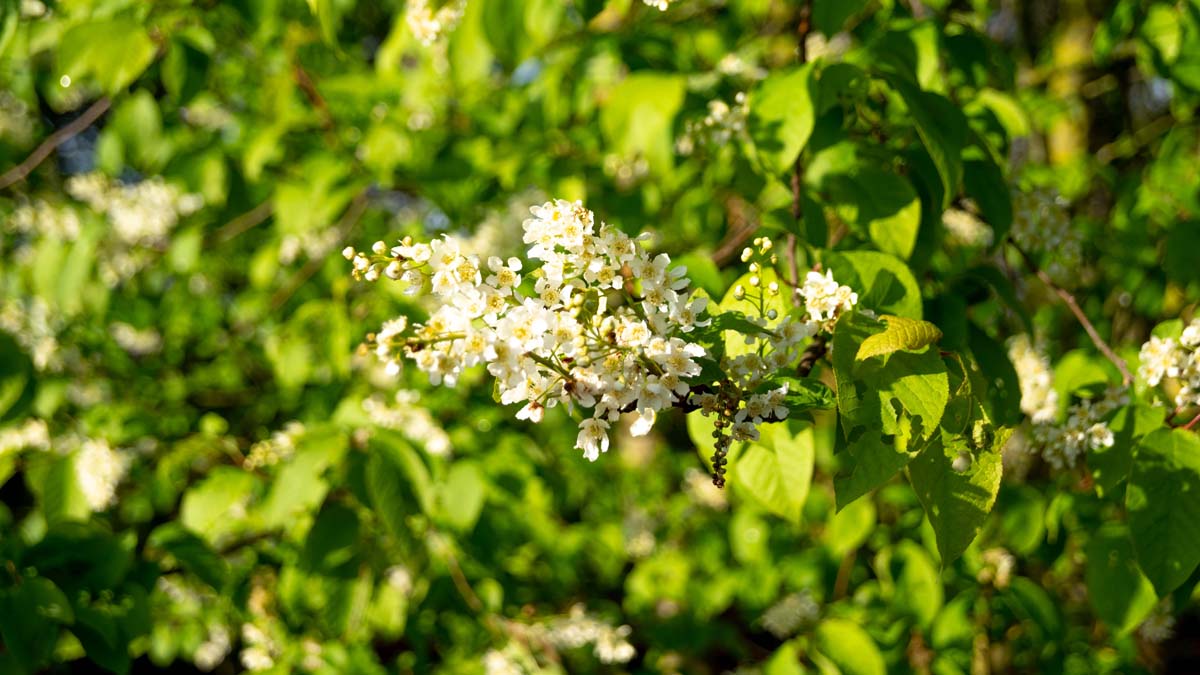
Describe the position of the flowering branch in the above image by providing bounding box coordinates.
[1010,240,1133,386]
[0,96,111,190]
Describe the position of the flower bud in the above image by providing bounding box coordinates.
[342,246,356,260]
[748,275,760,287]
[372,241,387,255]
[733,285,746,300]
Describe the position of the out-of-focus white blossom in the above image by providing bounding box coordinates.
[110,322,163,356]
[0,91,36,145]
[942,208,994,248]
[0,298,65,371]
[1030,387,1125,471]
[1010,188,1082,284]
[642,0,675,10]
[1007,334,1059,423]
[978,548,1016,588]
[1138,600,1176,644]
[0,419,50,457]
[239,623,278,672]
[761,592,820,639]
[805,32,853,61]
[678,93,747,155]
[364,391,453,456]
[193,625,231,672]
[243,421,306,470]
[75,438,129,511]
[407,0,466,45]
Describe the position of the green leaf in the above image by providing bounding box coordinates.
[826,250,923,319]
[147,524,229,590]
[894,541,944,629]
[764,642,804,675]
[747,63,817,176]
[0,332,34,422]
[824,168,922,259]
[962,156,1013,245]
[599,73,686,175]
[40,453,90,525]
[966,325,1023,427]
[718,268,788,357]
[1086,523,1158,634]
[825,496,876,556]
[856,315,942,361]
[367,431,435,536]
[1092,403,1163,498]
[908,431,1006,564]
[813,618,886,675]
[812,0,870,35]
[884,75,966,208]
[436,461,487,532]
[58,19,157,95]
[733,423,815,524]
[256,431,348,530]
[179,467,258,544]
[0,577,72,673]
[1127,428,1200,596]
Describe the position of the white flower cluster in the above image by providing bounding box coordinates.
[243,421,306,470]
[797,268,858,330]
[363,390,452,456]
[0,418,50,457]
[642,0,676,10]
[348,199,712,465]
[193,624,232,672]
[0,297,65,371]
[239,623,279,672]
[761,591,820,639]
[805,32,853,61]
[1030,388,1123,471]
[406,0,466,45]
[110,321,163,357]
[66,173,203,248]
[977,548,1016,589]
[1010,187,1082,284]
[541,604,636,664]
[677,93,747,156]
[1009,334,1123,470]
[75,438,130,512]
[1138,600,1176,644]
[0,91,35,146]
[10,173,204,285]
[1138,321,1200,410]
[942,207,994,248]
[1007,334,1059,423]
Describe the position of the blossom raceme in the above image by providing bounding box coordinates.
[348,199,712,465]
[349,201,859,485]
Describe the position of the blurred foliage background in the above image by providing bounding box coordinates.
[1,0,1200,673]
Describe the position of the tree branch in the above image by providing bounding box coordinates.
[0,97,111,190]
[212,201,274,244]
[1010,241,1133,386]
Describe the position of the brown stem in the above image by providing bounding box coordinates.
[1010,241,1133,386]
[797,334,827,377]
[212,201,273,244]
[0,97,111,190]
[1182,412,1200,432]
[293,63,337,143]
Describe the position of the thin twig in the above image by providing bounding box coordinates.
[1010,241,1133,386]
[797,334,827,378]
[212,201,273,244]
[1183,412,1200,432]
[271,191,369,309]
[293,63,337,143]
[785,1,813,289]
[0,97,111,190]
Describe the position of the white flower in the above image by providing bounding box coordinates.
[575,417,610,461]
[1007,334,1059,423]
[75,439,129,512]
[1181,320,1200,349]
[1138,336,1183,386]
[799,269,857,324]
